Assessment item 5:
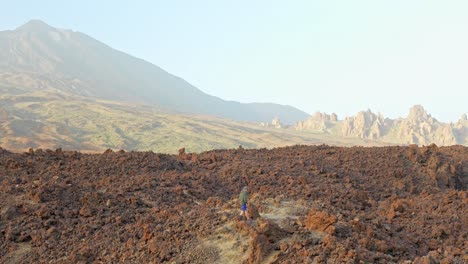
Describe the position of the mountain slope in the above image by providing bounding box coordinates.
[0,91,381,153]
[0,20,309,124]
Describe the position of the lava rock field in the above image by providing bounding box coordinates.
[0,144,466,263]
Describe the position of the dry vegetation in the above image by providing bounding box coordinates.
[0,91,383,154]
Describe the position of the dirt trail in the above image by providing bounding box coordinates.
[192,198,328,264]
[2,242,32,264]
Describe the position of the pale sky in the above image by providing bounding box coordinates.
[2,0,467,122]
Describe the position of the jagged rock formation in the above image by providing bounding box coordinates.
[295,112,338,132]
[0,107,8,122]
[341,110,389,140]
[271,117,283,129]
[295,105,467,146]
[260,117,284,128]
[454,114,468,145]
[395,106,457,145]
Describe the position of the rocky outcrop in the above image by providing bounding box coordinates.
[295,105,467,146]
[260,117,284,129]
[0,107,8,122]
[341,110,389,140]
[460,113,467,122]
[305,208,337,234]
[271,117,283,129]
[396,105,458,145]
[453,113,468,145]
[295,112,338,132]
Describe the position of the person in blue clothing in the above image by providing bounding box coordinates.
[239,186,250,220]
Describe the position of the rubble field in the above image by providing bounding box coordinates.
[0,144,466,263]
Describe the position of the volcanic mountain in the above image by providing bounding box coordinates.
[0,20,308,124]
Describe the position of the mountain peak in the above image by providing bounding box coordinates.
[17,19,53,32]
[460,113,467,121]
[407,105,430,121]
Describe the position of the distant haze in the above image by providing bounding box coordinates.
[2,1,467,122]
[0,20,309,124]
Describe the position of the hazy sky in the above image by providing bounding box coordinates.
[2,1,467,122]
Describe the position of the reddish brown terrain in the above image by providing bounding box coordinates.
[0,144,467,263]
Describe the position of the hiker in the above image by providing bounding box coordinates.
[239,186,250,220]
